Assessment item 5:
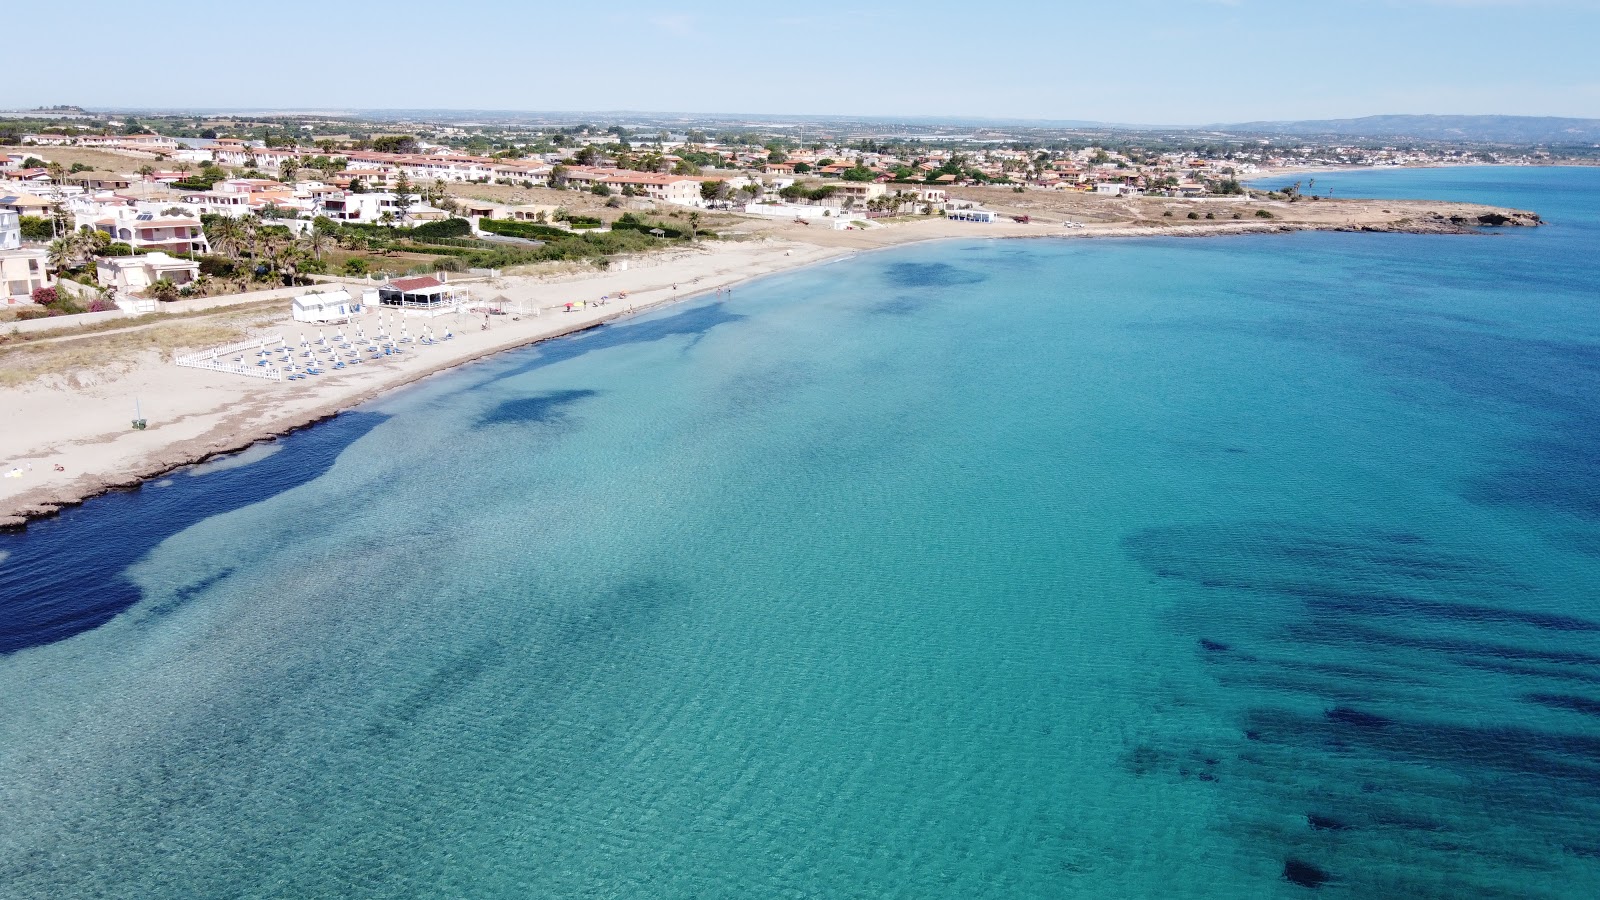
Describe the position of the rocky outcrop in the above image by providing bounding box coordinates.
[1334,208,1542,235]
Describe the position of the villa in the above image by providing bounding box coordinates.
[1,209,52,304]
[97,252,201,294]
[86,210,210,254]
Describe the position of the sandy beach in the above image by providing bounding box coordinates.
[0,194,1541,528]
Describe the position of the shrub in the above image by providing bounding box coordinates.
[1186,211,1199,220]
[197,255,238,277]
[20,215,55,241]
[343,258,369,276]
[148,278,180,302]
[408,217,473,240]
[479,218,570,240]
[1255,209,1275,219]
[1162,211,1173,217]
[610,214,685,239]
[30,286,58,306]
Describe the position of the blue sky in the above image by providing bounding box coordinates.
[10,0,1599,123]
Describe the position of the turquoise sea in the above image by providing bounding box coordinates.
[3,167,1599,898]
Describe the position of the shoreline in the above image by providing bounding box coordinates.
[0,199,1543,531]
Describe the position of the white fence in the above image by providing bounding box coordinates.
[175,335,285,381]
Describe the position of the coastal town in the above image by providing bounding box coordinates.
[0,108,1552,527]
[1,108,1569,312]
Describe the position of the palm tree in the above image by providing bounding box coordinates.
[238,214,263,270]
[687,211,702,242]
[47,237,76,272]
[206,216,241,261]
[279,158,298,185]
[304,228,334,262]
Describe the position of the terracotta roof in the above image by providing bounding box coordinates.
[386,275,444,292]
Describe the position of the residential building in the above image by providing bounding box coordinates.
[0,209,20,250]
[830,182,887,205]
[1,246,51,304]
[86,210,210,254]
[0,192,52,219]
[97,252,200,294]
[317,192,445,225]
[559,168,703,206]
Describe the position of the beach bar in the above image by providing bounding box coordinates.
[376,275,470,317]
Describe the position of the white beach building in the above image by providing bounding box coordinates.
[292,289,358,324]
[376,275,469,317]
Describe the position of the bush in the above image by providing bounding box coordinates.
[1255,209,1275,219]
[1186,211,1199,220]
[20,215,55,241]
[408,217,472,240]
[479,218,570,240]
[343,258,369,276]
[611,213,685,239]
[197,255,238,277]
[1162,211,1173,217]
[590,184,612,196]
[30,286,58,307]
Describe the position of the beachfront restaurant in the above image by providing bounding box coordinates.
[376,275,470,317]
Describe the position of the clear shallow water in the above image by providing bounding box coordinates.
[3,167,1599,898]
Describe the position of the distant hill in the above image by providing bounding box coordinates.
[1216,115,1600,144]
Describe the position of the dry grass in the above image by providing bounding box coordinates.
[20,146,157,174]
[446,183,616,212]
[0,321,249,388]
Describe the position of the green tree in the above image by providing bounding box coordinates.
[391,173,416,225]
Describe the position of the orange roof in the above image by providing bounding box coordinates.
[386,275,444,292]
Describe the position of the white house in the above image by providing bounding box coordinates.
[97,252,201,294]
[0,209,21,250]
[292,289,357,323]
[317,192,445,225]
[84,209,211,255]
[1,247,51,304]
